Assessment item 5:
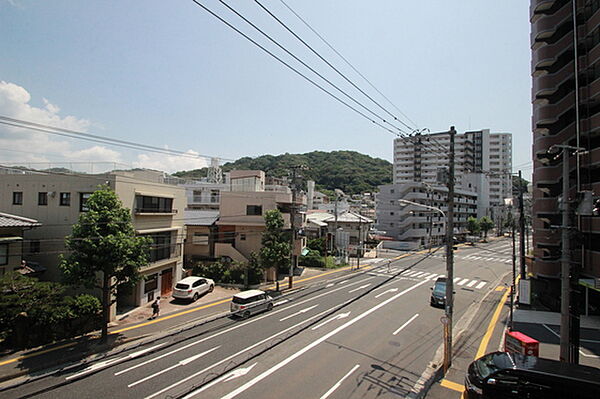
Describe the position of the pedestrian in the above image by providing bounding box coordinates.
[151,296,161,319]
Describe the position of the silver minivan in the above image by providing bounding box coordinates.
[230,289,273,318]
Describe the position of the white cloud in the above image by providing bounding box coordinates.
[0,80,207,174]
[133,150,209,173]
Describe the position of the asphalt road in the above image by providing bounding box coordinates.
[4,239,512,399]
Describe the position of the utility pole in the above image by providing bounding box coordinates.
[510,219,516,330]
[288,165,307,289]
[443,126,456,373]
[518,170,526,280]
[356,217,362,270]
[333,194,339,257]
[559,148,570,362]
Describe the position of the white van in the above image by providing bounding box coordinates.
[230,290,273,318]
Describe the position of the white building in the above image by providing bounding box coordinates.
[376,182,478,245]
[393,128,512,219]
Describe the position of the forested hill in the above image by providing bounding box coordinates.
[173,151,392,195]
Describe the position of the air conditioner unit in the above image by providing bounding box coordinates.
[48,191,56,197]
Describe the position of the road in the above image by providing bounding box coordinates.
[4,239,513,399]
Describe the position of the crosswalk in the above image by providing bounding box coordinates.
[428,253,512,264]
[368,269,489,290]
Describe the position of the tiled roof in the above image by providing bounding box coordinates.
[0,212,40,228]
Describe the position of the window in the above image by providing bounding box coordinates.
[135,195,174,213]
[144,231,172,262]
[38,192,48,206]
[240,233,246,241]
[192,233,209,245]
[80,192,92,212]
[0,244,7,265]
[12,192,23,205]
[59,192,71,206]
[246,205,262,216]
[144,274,158,294]
[30,240,40,253]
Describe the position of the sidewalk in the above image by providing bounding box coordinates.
[424,287,600,398]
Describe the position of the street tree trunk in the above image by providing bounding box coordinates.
[101,271,110,343]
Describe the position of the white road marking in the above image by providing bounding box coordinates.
[118,276,373,376]
[273,299,290,306]
[67,343,165,380]
[279,305,319,322]
[339,280,349,284]
[454,277,461,283]
[427,274,438,280]
[311,312,351,331]
[326,283,334,288]
[375,288,399,298]
[129,346,220,387]
[457,279,469,286]
[475,281,487,289]
[319,364,360,399]
[181,363,258,399]
[220,279,431,399]
[392,313,420,335]
[466,280,478,288]
[349,283,371,293]
[143,303,350,399]
[413,272,425,277]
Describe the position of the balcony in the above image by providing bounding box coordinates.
[531,2,571,42]
[135,208,177,216]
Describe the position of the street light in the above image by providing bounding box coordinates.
[398,198,453,373]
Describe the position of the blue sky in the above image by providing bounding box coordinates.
[0,0,532,178]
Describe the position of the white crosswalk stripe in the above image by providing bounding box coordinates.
[475,281,487,289]
[466,280,478,288]
[457,278,469,286]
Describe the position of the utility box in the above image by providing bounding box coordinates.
[505,330,539,357]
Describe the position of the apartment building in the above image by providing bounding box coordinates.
[393,128,512,219]
[530,1,600,301]
[0,168,186,316]
[182,170,290,211]
[0,212,40,276]
[376,182,478,245]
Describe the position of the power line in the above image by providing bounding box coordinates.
[190,0,448,157]
[206,0,416,139]
[0,115,230,162]
[254,0,415,133]
[277,0,420,130]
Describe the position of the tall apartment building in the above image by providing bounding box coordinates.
[0,168,186,317]
[530,1,600,300]
[393,129,512,218]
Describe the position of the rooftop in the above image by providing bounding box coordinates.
[0,212,41,228]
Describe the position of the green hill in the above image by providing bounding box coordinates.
[173,151,392,195]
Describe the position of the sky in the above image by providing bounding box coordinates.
[0,0,532,179]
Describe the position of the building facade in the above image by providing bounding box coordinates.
[376,182,478,245]
[0,169,186,316]
[393,128,512,220]
[530,1,600,294]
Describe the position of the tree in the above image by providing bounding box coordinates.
[60,186,151,342]
[0,272,101,348]
[259,209,290,276]
[479,216,494,241]
[466,216,480,243]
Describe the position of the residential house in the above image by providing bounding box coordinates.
[183,209,219,268]
[0,212,40,276]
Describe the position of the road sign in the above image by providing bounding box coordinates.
[440,316,449,325]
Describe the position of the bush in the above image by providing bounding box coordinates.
[0,272,102,349]
[307,237,327,256]
[300,249,325,267]
[192,256,264,286]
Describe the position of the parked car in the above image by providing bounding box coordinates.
[172,276,214,301]
[464,351,600,399]
[430,277,447,307]
[230,289,273,318]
